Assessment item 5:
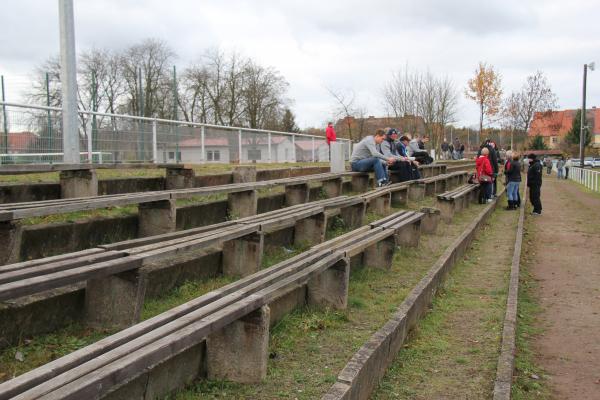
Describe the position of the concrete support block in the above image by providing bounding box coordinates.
[368,193,391,215]
[207,305,270,383]
[436,199,455,223]
[165,167,196,189]
[363,236,396,270]
[440,165,448,174]
[227,190,257,219]
[395,220,421,247]
[351,174,370,193]
[285,183,310,206]
[424,182,436,197]
[421,167,432,178]
[419,207,440,234]
[222,232,264,277]
[138,199,177,237]
[322,178,343,198]
[294,212,326,246]
[390,188,408,207]
[85,269,147,329]
[232,166,257,183]
[436,179,447,194]
[307,258,349,309]
[60,169,98,198]
[408,183,426,202]
[0,221,22,265]
[340,202,366,229]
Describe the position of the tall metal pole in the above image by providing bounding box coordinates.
[59,0,80,164]
[579,64,587,168]
[172,65,179,163]
[1,76,8,154]
[45,72,53,151]
[91,70,97,151]
[138,67,144,160]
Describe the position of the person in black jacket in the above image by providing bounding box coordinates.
[504,152,521,210]
[527,153,543,215]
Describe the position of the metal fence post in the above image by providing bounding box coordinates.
[0,76,7,155]
[152,119,157,163]
[311,137,315,162]
[292,133,296,162]
[238,129,243,163]
[201,126,205,162]
[58,0,80,164]
[86,117,92,163]
[267,132,272,163]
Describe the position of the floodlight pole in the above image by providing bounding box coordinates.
[59,0,80,164]
[579,62,595,167]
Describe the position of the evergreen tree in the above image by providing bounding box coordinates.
[281,108,299,133]
[529,134,548,150]
[565,109,591,146]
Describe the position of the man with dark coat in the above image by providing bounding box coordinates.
[527,153,543,215]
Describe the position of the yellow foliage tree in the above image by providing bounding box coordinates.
[465,62,503,145]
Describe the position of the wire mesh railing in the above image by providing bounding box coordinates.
[0,101,352,165]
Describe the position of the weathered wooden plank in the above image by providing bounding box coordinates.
[0,257,143,301]
[0,250,126,284]
[0,248,107,274]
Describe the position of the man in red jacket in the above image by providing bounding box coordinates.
[326,122,337,145]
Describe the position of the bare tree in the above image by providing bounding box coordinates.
[242,61,288,129]
[328,87,357,141]
[515,71,558,133]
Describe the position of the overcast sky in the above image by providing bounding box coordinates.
[1,0,599,129]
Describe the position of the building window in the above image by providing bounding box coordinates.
[167,151,180,160]
[207,150,221,161]
[551,137,558,144]
[247,149,261,160]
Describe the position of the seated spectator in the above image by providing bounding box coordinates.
[397,135,421,180]
[350,129,395,187]
[380,128,415,182]
[408,134,434,164]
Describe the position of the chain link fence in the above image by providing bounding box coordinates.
[0,102,351,165]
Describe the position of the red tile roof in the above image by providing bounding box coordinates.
[8,132,38,151]
[528,110,576,137]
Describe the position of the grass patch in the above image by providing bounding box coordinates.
[0,324,115,383]
[21,204,138,225]
[141,277,237,321]
[511,214,551,399]
[372,203,519,399]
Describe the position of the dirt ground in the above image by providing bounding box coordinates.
[528,174,600,399]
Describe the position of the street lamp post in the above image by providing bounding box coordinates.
[580,62,595,167]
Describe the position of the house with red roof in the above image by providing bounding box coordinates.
[528,108,600,149]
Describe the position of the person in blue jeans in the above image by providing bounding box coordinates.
[504,152,521,210]
[350,129,395,186]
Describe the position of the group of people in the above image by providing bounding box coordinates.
[542,157,572,179]
[475,139,543,215]
[440,138,465,160]
[349,128,433,186]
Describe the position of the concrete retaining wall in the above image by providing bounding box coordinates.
[493,187,526,400]
[322,190,504,400]
[0,166,331,203]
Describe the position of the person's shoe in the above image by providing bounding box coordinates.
[505,200,514,210]
[531,211,542,216]
[377,180,391,188]
[487,198,494,203]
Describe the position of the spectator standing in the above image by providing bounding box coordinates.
[350,129,395,187]
[556,157,565,179]
[527,153,543,215]
[441,139,450,160]
[544,158,553,175]
[478,139,499,197]
[565,158,572,179]
[504,152,522,210]
[453,138,461,159]
[448,142,455,159]
[325,122,337,145]
[476,147,494,203]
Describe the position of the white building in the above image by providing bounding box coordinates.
[164,136,295,163]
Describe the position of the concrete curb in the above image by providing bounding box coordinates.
[322,188,506,400]
[492,186,527,399]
